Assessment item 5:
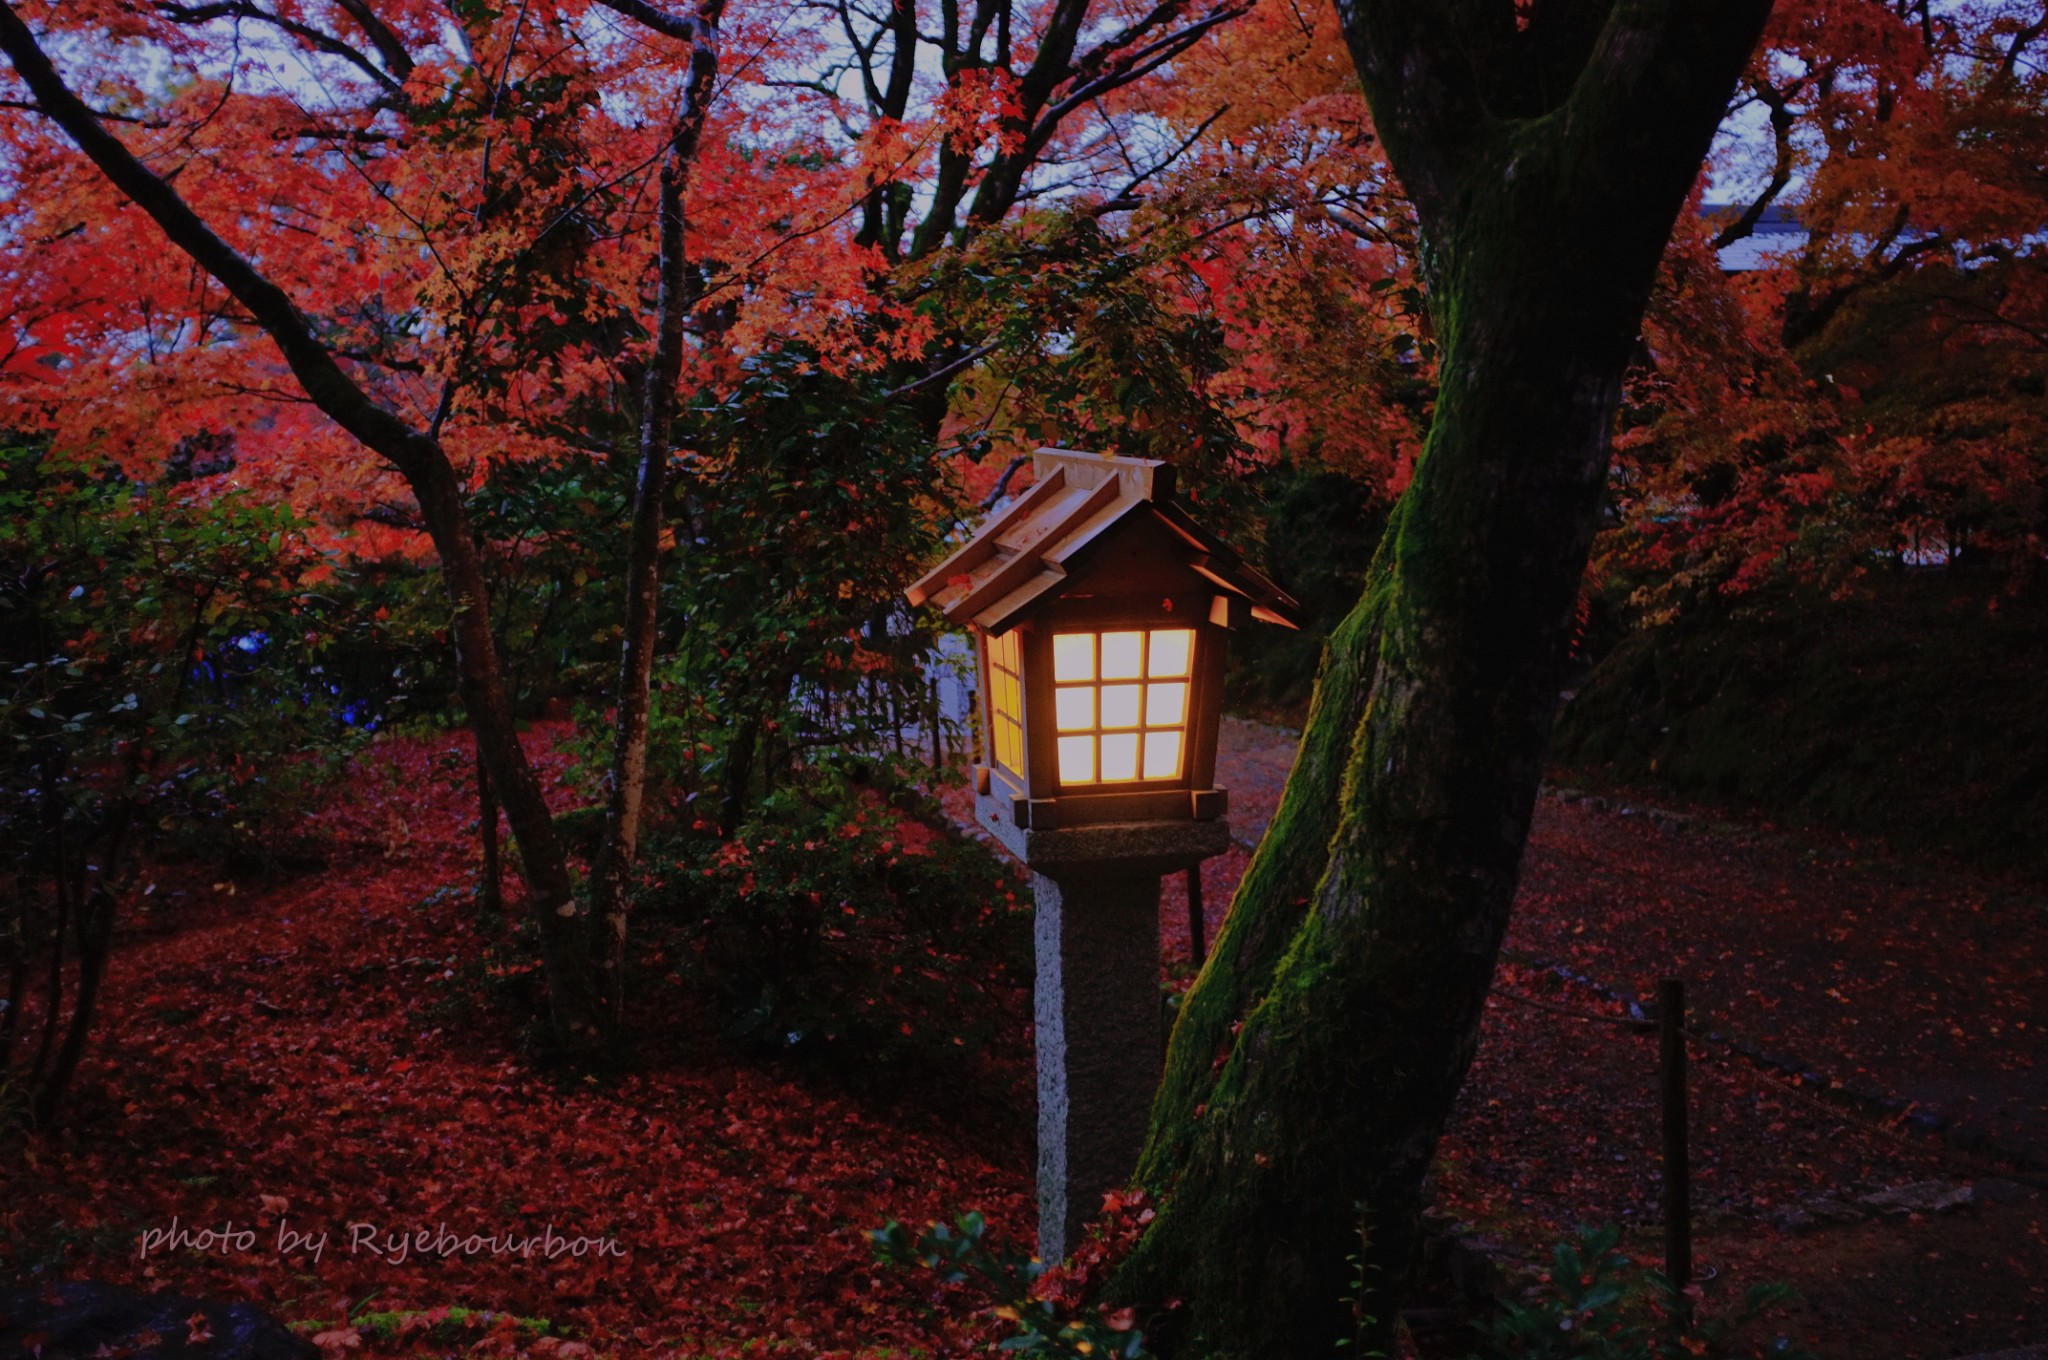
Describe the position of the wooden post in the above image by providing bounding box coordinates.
[1186,864,1206,964]
[1659,977,1692,1304]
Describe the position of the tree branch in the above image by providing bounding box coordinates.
[152,0,405,94]
[1102,102,1226,208]
[0,96,166,126]
[585,0,712,43]
[1037,5,1244,131]
[1996,6,2048,82]
[883,339,997,399]
[1713,75,1801,250]
[331,0,415,79]
[978,451,1030,509]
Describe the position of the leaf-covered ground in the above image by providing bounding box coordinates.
[1,729,1031,1358]
[6,719,2044,1358]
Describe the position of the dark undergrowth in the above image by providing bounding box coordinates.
[1550,567,2048,876]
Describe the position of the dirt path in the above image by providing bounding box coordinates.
[1190,717,2048,1359]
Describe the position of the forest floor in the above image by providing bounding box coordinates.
[0,728,1031,1359]
[3,718,2043,1359]
[1186,717,2048,1360]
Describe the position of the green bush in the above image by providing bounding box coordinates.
[0,442,367,868]
[873,1211,1152,1360]
[1470,1225,1807,1360]
[1551,572,2048,870]
[588,350,965,837]
[1223,465,1390,721]
[0,440,368,1124]
[640,760,1028,1071]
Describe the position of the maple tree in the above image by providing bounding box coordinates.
[0,0,1259,1057]
[1115,0,1431,490]
[0,0,746,1050]
[1600,0,2048,605]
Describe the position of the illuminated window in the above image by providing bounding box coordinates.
[1051,628,1195,785]
[987,628,1025,776]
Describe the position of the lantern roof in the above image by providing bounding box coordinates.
[906,447,1302,634]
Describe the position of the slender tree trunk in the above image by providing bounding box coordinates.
[719,714,761,836]
[1111,2,1772,1353]
[27,776,71,1092]
[477,752,503,919]
[31,779,134,1128]
[27,866,65,1092]
[587,153,683,1027]
[1,882,25,1073]
[589,0,724,1032]
[33,878,115,1129]
[409,457,599,1045]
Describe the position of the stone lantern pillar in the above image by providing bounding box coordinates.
[979,809,1230,1259]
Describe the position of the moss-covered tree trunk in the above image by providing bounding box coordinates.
[1112,2,1773,1354]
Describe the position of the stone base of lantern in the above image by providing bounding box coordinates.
[977,795,1231,1261]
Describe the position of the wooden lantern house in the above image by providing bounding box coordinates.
[907,448,1301,831]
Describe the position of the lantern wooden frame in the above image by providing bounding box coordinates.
[908,448,1300,830]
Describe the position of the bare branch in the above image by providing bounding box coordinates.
[0,96,167,127]
[1103,101,1228,207]
[1997,6,2048,82]
[979,452,1031,509]
[586,0,712,43]
[277,123,394,143]
[152,0,405,94]
[1039,7,1246,137]
[883,339,998,399]
[1713,75,1802,250]
[331,0,415,79]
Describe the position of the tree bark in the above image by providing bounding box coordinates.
[588,0,724,1032]
[477,752,503,918]
[1110,1,1773,1354]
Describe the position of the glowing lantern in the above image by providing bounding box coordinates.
[908,448,1301,829]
